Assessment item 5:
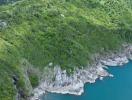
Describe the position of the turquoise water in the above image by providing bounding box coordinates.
[42,61,132,100]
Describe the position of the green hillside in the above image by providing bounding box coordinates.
[0,0,132,99]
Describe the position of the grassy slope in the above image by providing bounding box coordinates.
[0,0,132,99]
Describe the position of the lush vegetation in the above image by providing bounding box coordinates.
[0,0,132,99]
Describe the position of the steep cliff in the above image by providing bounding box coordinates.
[0,0,132,99]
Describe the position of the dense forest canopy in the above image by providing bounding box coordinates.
[0,0,132,99]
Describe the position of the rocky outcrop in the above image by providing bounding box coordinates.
[30,44,132,100]
[0,20,7,29]
[31,64,110,100]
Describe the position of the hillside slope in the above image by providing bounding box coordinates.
[0,0,132,99]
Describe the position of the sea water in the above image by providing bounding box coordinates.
[42,61,132,100]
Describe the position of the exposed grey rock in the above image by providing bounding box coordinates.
[30,44,132,100]
[0,20,7,29]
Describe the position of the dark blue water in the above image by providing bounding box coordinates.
[42,61,132,100]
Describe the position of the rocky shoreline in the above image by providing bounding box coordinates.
[30,44,132,100]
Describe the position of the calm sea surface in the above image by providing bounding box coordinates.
[41,61,132,100]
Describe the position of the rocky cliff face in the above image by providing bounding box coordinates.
[0,0,132,100]
[31,44,132,100]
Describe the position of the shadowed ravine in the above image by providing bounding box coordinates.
[41,61,132,100]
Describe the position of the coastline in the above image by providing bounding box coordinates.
[30,44,132,100]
